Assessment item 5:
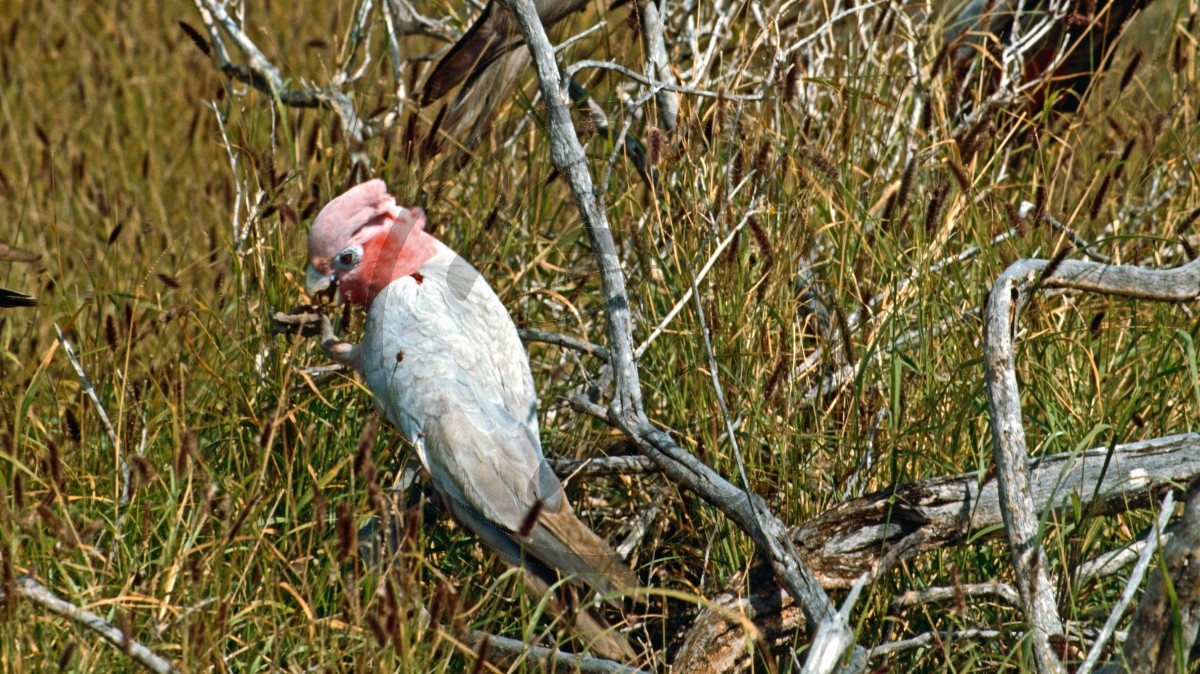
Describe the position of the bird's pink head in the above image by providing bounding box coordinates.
[306,179,437,307]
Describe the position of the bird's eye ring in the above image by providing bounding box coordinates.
[335,248,360,267]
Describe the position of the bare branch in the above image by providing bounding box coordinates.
[549,455,658,477]
[564,60,763,101]
[891,582,1020,610]
[54,323,128,557]
[462,629,648,673]
[637,0,679,131]
[519,327,610,360]
[499,0,862,666]
[984,255,1200,674]
[801,574,868,674]
[794,433,1200,587]
[3,575,178,674]
[1077,491,1175,674]
[192,0,369,167]
[383,0,456,41]
[1078,529,1173,585]
[1120,478,1200,672]
[986,289,1059,664]
[868,629,1003,659]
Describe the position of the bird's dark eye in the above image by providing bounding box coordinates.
[336,248,359,267]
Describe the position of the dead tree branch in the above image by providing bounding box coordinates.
[868,629,1003,659]
[1118,478,1200,672]
[676,434,1200,671]
[2,575,178,674]
[637,0,679,131]
[796,433,1200,587]
[500,0,864,669]
[462,629,648,673]
[192,0,369,169]
[1077,491,1175,674]
[891,582,1020,610]
[550,455,659,477]
[519,327,610,360]
[984,256,1200,674]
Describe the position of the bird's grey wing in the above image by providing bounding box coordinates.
[423,401,638,599]
[421,398,561,532]
[432,255,540,436]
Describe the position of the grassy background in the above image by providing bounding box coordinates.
[1,0,1199,670]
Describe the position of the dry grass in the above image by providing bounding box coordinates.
[1,0,1199,671]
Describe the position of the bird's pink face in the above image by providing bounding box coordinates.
[306,179,436,308]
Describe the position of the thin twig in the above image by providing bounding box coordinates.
[1077,530,1173,585]
[868,629,1003,659]
[1077,491,1175,674]
[891,582,1020,610]
[549,455,658,478]
[192,0,369,167]
[519,328,610,360]
[564,60,764,100]
[54,323,127,554]
[635,209,758,358]
[461,628,648,673]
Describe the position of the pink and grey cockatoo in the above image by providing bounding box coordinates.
[302,179,639,661]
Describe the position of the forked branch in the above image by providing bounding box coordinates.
[500,0,865,670]
[984,256,1200,674]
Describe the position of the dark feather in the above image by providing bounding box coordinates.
[420,1,511,106]
[0,288,35,308]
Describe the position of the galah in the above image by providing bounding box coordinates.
[303,179,639,662]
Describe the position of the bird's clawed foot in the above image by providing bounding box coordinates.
[273,306,360,370]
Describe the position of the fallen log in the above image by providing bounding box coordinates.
[672,433,1200,672]
[797,433,1199,587]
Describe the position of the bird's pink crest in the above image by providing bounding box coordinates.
[308,179,437,306]
[308,179,399,265]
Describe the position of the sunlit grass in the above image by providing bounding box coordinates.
[1,0,1198,671]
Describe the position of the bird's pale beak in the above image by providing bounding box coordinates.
[306,265,336,298]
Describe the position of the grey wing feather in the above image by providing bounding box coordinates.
[424,402,638,601]
[422,400,560,532]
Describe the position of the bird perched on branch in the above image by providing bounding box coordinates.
[292,179,640,662]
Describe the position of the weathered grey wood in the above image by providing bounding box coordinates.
[463,629,649,674]
[985,263,1066,674]
[1077,492,1174,674]
[670,568,805,673]
[3,575,179,674]
[795,433,1200,587]
[982,256,1200,674]
[674,435,1200,673]
[637,0,678,131]
[550,455,659,478]
[1121,478,1200,673]
[502,1,864,670]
